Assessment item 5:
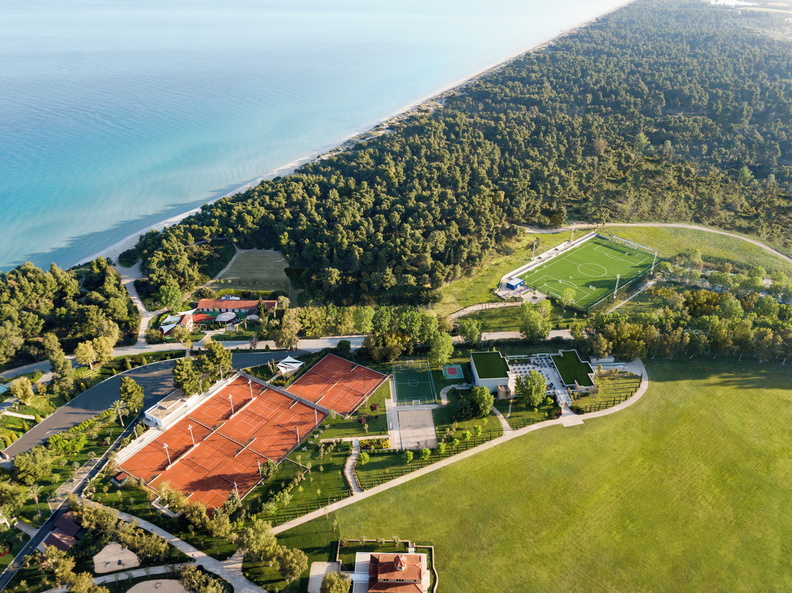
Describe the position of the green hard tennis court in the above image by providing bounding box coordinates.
[519,236,655,311]
[392,360,437,405]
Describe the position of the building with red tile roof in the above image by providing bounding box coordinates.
[368,553,427,593]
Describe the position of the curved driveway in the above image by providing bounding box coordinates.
[3,351,303,458]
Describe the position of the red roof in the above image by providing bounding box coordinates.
[44,530,77,552]
[53,513,82,538]
[368,553,426,593]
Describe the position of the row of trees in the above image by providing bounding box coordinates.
[153,481,307,586]
[577,286,792,361]
[0,258,139,367]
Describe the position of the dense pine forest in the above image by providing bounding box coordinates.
[0,259,139,366]
[128,0,792,305]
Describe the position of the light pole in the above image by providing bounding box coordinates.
[614,273,621,298]
[163,443,171,466]
[651,251,658,274]
[248,378,253,398]
[228,393,235,415]
[294,425,300,443]
[188,424,195,446]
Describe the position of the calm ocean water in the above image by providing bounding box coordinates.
[0,0,626,271]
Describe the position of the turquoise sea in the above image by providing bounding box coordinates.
[0,0,627,271]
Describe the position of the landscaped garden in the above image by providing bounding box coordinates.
[276,359,792,592]
[571,370,642,413]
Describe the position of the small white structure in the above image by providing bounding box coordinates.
[93,542,140,574]
[277,356,304,376]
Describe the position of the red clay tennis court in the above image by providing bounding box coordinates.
[120,375,325,509]
[287,353,388,415]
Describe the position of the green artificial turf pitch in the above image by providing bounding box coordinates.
[519,236,654,310]
[392,360,436,405]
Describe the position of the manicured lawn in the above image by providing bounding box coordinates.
[551,349,594,387]
[280,359,792,592]
[432,231,574,317]
[493,398,559,429]
[608,225,792,275]
[571,371,642,412]
[432,389,502,443]
[319,381,391,441]
[215,249,293,296]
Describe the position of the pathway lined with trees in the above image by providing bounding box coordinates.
[272,359,648,535]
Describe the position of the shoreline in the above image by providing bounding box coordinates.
[76,0,635,268]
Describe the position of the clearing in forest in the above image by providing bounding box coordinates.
[216,249,292,294]
[519,235,655,311]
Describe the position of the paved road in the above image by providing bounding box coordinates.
[0,413,143,591]
[3,351,304,458]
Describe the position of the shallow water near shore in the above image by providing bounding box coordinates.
[0,0,628,271]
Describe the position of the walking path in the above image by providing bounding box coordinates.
[607,279,656,314]
[116,262,165,343]
[272,358,649,535]
[479,329,573,341]
[344,440,363,494]
[40,565,186,593]
[522,222,792,265]
[98,504,267,593]
[490,405,513,433]
[448,301,522,320]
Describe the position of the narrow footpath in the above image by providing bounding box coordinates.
[104,505,267,593]
[344,440,363,495]
[272,359,649,535]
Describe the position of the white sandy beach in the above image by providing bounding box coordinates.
[78,0,635,268]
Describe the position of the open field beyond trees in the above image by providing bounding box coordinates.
[215,249,292,295]
[279,359,792,593]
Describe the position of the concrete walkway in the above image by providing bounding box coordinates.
[344,440,363,494]
[272,358,651,536]
[85,504,268,593]
[39,564,187,593]
[490,405,513,433]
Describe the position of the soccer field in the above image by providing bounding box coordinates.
[519,236,654,311]
[392,360,437,405]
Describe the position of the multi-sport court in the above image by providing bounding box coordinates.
[392,359,437,405]
[120,354,386,508]
[519,235,655,311]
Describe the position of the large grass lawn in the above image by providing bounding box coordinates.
[279,359,792,592]
[608,225,792,275]
[215,249,293,295]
